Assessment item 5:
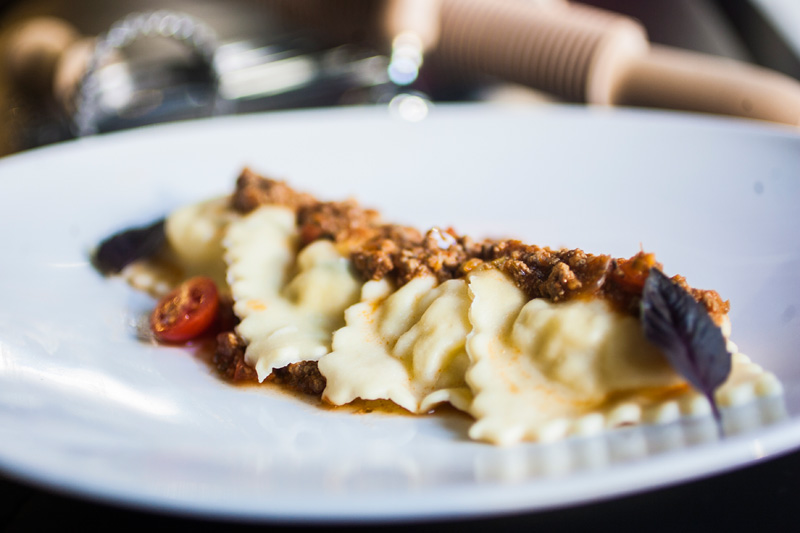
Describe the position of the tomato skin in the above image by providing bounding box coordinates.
[150,277,220,343]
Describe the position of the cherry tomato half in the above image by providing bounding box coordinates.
[150,276,220,343]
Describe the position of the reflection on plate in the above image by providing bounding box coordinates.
[0,104,798,522]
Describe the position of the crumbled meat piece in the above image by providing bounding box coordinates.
[501,258,534,294]
[562,249,613,294]
[272,361,327,395]
[487,241,612,302]
[482,239,532,262]
[351,237,397,281]
[542,262,581,301]
[352,226,484,285]
[419,228,475,283]
[459,257,485,276]
[214,331,257,382]
[297,200,381,245]
[350,224,422,281]
[671,275,730,324]
[394,248,427,285]
[231,168,315,213]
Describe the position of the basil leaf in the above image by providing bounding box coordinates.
[93,219,166,275]
[640,268,732,424]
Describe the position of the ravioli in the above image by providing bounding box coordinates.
[121,196,236,297]
[106,169,784,445]
[165,196,237,290]
[319,276,473,414]
[465,268,779,444]
[225,206,362,382]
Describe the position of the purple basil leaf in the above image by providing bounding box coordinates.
[640,268,732,424]
[93,219,166,275]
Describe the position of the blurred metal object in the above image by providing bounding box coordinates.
[73,10,223,136]
[2,10,392,142]
[214,40,389,112]
[268,0,437,113]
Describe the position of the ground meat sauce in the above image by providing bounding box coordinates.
[220,169,729,387]
[214,331,257,382]
[272,361,327,395]
[214,330,328,392]
[297,199,382,244]
[351,225,485,285]
[232,167,316,213]
[484,240,613,303]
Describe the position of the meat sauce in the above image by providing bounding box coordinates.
[214,169,728,395]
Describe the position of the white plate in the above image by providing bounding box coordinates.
[0,104,798,523]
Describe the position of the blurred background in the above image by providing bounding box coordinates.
[0,0,798,156]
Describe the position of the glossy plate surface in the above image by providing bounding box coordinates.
[0,105,798,522]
